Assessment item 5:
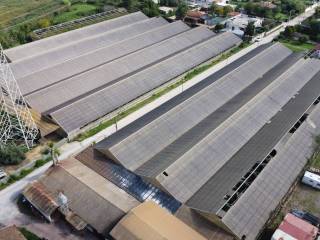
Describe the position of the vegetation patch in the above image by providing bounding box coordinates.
[52,3,98,24]
[0,158,51,191]
[0,143,27,165]
[280,39,315,52]
[19,227,41,240]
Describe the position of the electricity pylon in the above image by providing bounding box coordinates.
[0,44,39,148]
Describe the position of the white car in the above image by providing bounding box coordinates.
[0,169,7,180]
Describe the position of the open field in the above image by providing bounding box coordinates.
[280,39,315,52]
[0,0,65,30]
[52,3,97,24]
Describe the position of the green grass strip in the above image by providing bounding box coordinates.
[0,158,51,191]
[75,42,251,141]
[279,40,315,52]
[19,227,41,240]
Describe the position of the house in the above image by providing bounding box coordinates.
[184,10,207,25]
[110,201,207,240]
[272,213,318,240]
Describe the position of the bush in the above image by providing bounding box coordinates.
[0,144,26,165]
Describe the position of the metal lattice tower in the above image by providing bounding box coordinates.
[0,44,39,148]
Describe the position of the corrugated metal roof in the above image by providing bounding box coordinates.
[23,158,139,235]
[12,17,168,81]
[49,32,241,134]
[95,43,290,173]
[0,226,27,240]
[159,58,320,203]
[23,181,59,221]
[5,12,148,62]
[95,43,273,152]
[186,61,320,213]
[26,26,215,114]
[222,96,320,240]
[110,201,207,240]
[17,20,187,95]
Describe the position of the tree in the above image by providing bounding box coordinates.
[244,21,255,36]
[214,23,224,31]
[175,2,188,19]
[48,142,60,166]
[142,0,160,17]
[0,144,25,165]
[209,3,218,15]
[160,0,178,7]
[222,5,233,17]
[315,7,320,18]
[298,35,309,44]
[38,18,51,29]
[214,6,224,16]
[310,19,320,36]
[283,25,296,38]
[123,0,136,11]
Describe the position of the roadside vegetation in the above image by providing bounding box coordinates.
[0,144,27,165]
[230,0,311,21]
[0,142,58,191]
[0,158,50,191]
[275,6,319,52]
[75,42,250,141]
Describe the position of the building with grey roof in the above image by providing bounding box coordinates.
[7,12,241,138]
[95,42,320,239]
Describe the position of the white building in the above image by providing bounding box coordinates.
[221,14,263,37]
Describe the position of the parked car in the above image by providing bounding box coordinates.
[302,171,320,190]
[0,169,7,180]
[290,209,320,227]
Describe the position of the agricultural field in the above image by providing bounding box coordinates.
[0,0,125,48]
[0,0,66,30]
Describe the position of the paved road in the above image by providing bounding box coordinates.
[0,1,318,231]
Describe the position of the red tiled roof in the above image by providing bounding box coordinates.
[278,213,318,240]
[186,11,206,19]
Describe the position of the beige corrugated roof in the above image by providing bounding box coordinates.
[111,201,207,240]
[23,158,139,235]
[30,109,59,136]
[23,181,58,221]
[0,226,26,240]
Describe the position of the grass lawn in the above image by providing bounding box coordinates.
[274,12,288,21]
[53,3,97,24]
[280,40,315,52]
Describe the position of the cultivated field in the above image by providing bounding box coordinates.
[0,0,65,30]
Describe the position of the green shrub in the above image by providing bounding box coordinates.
[0,144,26,165]
[19,227,41,240]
